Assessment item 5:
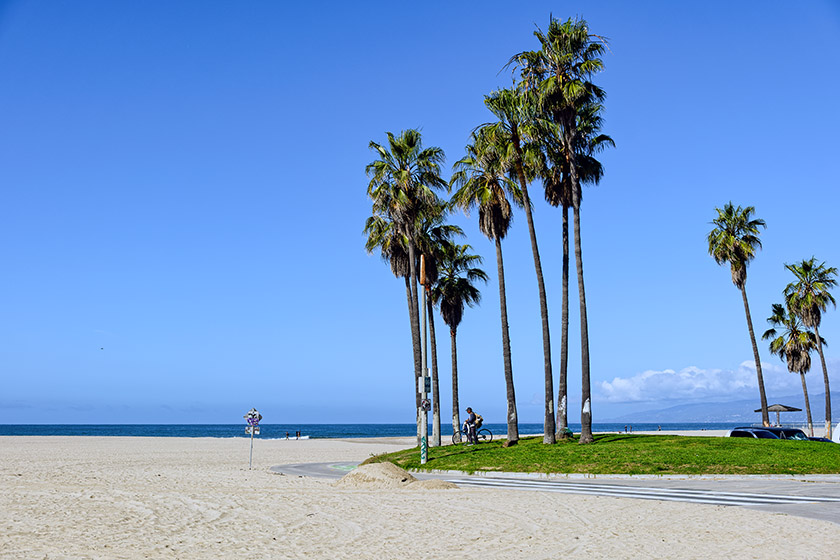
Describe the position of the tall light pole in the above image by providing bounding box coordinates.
[419,255,429,464]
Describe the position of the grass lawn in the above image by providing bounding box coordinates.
[363,434,840,475]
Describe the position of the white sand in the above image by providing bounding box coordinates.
[2,435,838,559]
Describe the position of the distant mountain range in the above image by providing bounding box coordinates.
[604,392,840,423]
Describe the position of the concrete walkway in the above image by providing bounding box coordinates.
[270,462,840,525]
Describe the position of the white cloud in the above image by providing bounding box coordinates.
[596,361,804,404]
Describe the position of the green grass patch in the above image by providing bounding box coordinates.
[363,434,840,475]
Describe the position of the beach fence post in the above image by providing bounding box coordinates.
[244,408,262,469]
[420,255,429,465]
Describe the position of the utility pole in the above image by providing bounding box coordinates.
[419,255,430,464]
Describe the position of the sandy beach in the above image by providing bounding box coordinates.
[2,435,838,559]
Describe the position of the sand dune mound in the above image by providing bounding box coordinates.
[335,462,417,488]
[335,463,459,490]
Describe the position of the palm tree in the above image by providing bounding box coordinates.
[540,103,612,441]
[365,201,423,442]
[707,203,770,427]
[426,292,440,446]
[432,242,488,438]
[414,206,464,447]
[367,130,447,439]
[482,87,556,444]
[512,16,610,444]
[365,212,439,445]
[363,214,409,280]
[451,129,523,445]
[763,303,822,435]
[363,213,418,396]
[784,258,837,438]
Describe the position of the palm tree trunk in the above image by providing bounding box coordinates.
[573,205,594,444]
[407,241,423,445]
[556,204,570,439]
[800,372,814,436]
[428,295,441,447]
[450,328,460,437]
[405,276,416,351]
[563,129,594,445]
[496,237,518,445]
[512,141,555,444]
[404,275,421,445]
[813,324,832,439]
[740,285,770,427]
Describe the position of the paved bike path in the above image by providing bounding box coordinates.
[270,462,840,525]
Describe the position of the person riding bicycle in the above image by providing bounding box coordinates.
[463,407,483,443]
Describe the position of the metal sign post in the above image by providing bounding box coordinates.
[244,408,262,469]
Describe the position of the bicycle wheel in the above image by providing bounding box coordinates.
[477,428,493,443]
[452,430,463,445]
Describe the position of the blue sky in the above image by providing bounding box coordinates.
[2,1,839,424]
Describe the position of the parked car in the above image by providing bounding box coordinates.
[727,428,780,439]
[729,426,809,440]
[807,437,835,443]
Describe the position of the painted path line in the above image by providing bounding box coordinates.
[449,477,840,507]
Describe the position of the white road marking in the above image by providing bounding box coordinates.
[448,477,840,507]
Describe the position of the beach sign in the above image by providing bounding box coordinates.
[245,408,262,425]
[244,408,262,469]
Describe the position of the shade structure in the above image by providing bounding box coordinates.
[755,404,802,426]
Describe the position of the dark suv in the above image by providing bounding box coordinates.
[729,426,809,440]
[728,428,779,439]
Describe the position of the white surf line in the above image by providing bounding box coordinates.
[469,478,840,504]
[449,478,838,506]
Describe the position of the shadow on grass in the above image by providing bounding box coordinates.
[592,434,661,444]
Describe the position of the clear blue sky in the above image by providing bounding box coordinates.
[2,1,839,424]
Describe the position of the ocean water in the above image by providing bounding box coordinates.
[0,422,734,439]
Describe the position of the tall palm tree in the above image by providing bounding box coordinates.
[451,129,524,445]
[482,87,556,444]
[414,206,464,447]
[365,211,446,445]
[365,196,423,442]
[432,242,488,438]
[426,292,440,445]
[707,203,770,427]
[536,153,573,440]
[784,258,837,438]
[512,16,610,444]
[763,303,822,435]
[363,213,419,399]
[541,103,612,441]
[367,130,447,439]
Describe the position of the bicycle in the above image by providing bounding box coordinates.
[452,426,493,445]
